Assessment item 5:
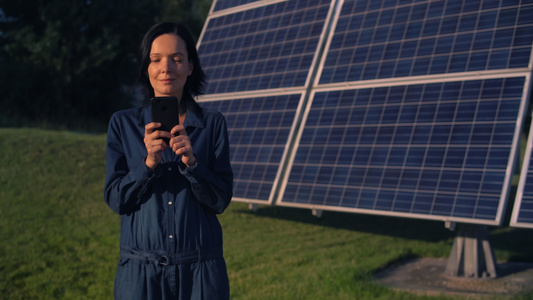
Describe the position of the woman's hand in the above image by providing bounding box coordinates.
[170,125,197,167]
[144,122,172,170]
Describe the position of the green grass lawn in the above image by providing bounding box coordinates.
[1,128,533,299]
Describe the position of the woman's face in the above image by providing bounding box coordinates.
[148,33,193,99]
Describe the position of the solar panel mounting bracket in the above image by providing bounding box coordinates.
[248,203,259,212]
[312,209,323,218]
[444,221,456,231]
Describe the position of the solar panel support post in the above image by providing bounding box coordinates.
[444,224,498,279]
[248,203,258,212]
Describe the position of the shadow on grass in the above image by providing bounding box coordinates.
[236,205,455,242]
[490,228,533,263]
[235,205,533,263]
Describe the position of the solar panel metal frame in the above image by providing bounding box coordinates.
[196,0,339,205]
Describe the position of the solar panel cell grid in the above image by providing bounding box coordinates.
[280,77,524,222]
[201,94,302,202]
[320,0,533,84]
[199,0,331,94]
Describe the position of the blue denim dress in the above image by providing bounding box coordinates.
[104,104,233,299]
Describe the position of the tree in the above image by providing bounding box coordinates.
[156,0,212,37]
[0,0,210,131]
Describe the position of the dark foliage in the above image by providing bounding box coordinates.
[0,0,210,132]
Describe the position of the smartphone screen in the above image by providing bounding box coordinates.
[151,96,179,143]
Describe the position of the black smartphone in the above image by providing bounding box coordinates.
[151,96,179,143]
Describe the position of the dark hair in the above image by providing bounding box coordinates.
[138,22,206,111]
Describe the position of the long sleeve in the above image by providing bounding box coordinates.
[104,110,157,215]
[179,112,233,214]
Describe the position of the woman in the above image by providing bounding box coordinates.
[104,22,233,299]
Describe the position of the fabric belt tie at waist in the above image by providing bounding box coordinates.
[120,246,223,266]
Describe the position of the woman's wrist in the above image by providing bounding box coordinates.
[145,156,159,171]
[185,158,197,168]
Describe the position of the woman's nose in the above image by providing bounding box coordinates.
[161,58,173,73]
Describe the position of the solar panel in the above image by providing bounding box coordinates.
[278,76,529,224]
[200,94,303,203]
[275,0,533,225]
[198,0,332,94]
[197,0,336,204]
[511,94,533,228]
[320,0,533,84]
[197,0,533,224]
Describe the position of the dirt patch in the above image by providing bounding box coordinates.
[375,258,533,298]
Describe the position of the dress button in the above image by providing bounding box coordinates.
[168,201,173,205]
[169,235,173,239]
[168,167,172,171]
